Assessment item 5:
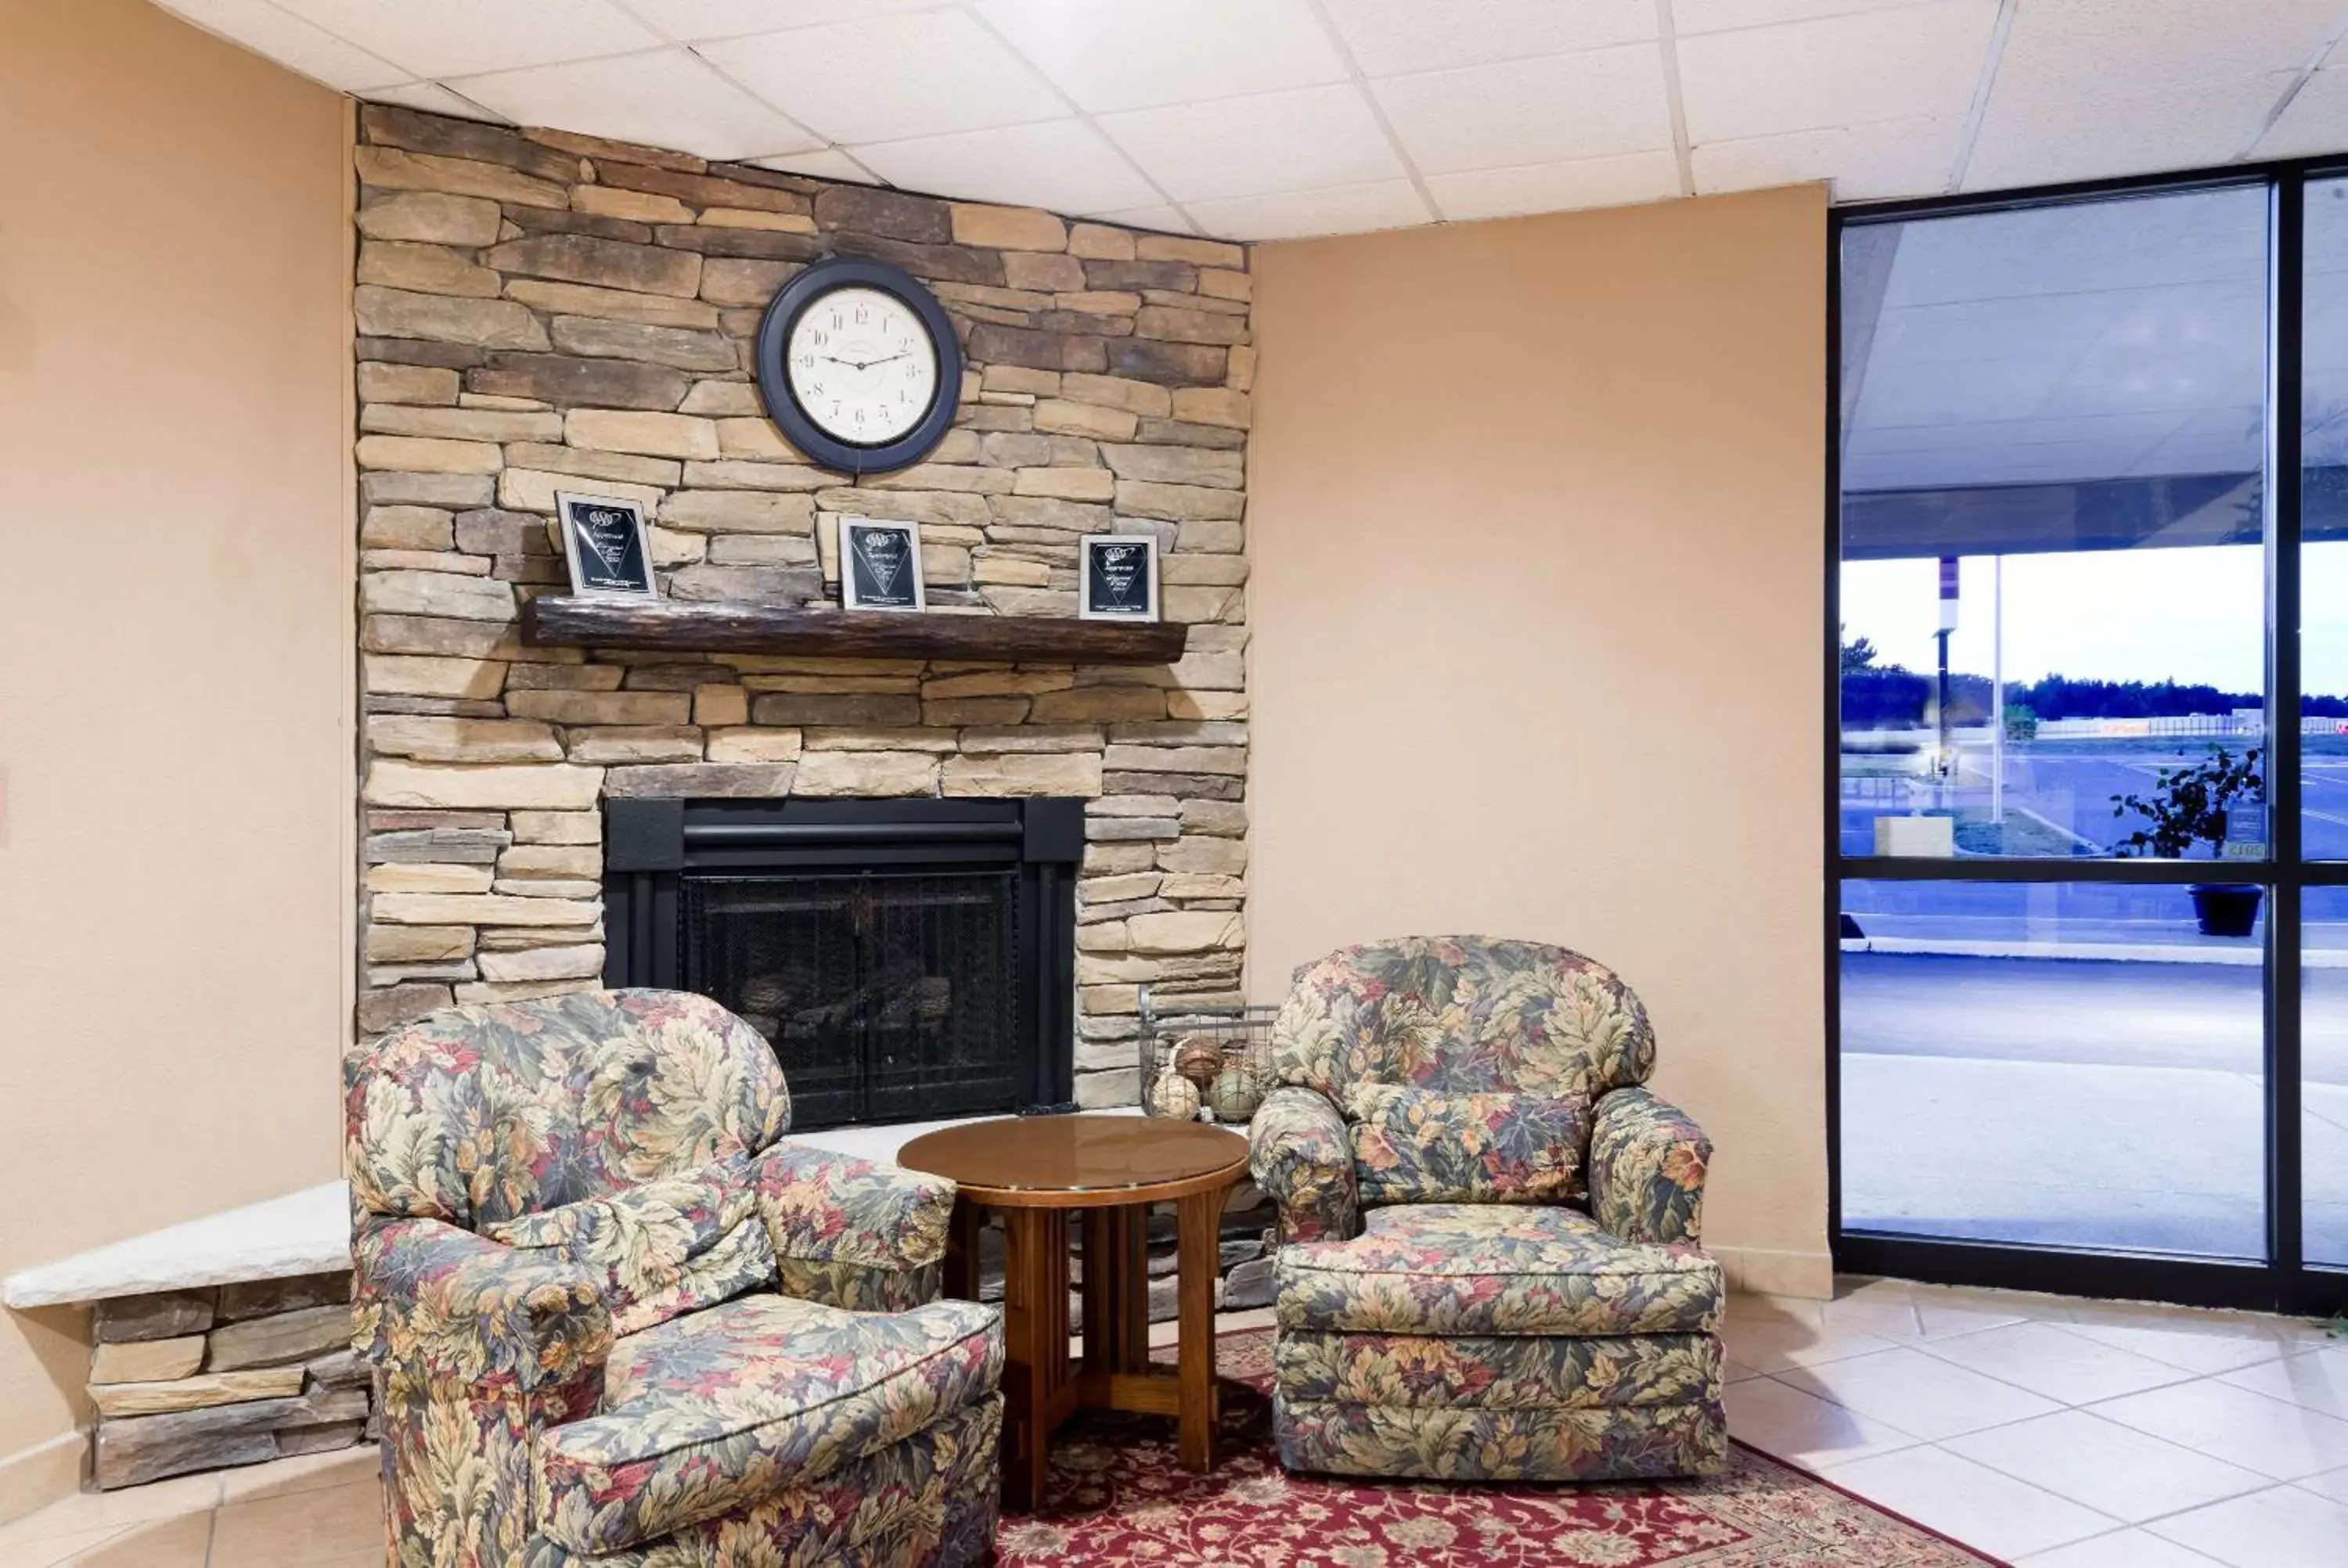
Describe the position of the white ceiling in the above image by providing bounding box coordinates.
[152,0,2348,242]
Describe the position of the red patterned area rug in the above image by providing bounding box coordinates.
[996,1329,2005,1567]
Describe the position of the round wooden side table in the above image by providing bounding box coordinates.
[897,1114,1250,1512]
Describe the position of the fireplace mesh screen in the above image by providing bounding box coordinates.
[679,871,1023,1130]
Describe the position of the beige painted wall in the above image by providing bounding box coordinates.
[0,0,352,1508]
[1244,186,1830,1296]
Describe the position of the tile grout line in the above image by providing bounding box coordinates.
[1302,0,1441,228]
[1654,0,1697,199]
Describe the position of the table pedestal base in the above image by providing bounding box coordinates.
[946,1186,1239,1511]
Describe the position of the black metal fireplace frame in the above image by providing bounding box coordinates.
[603,796,1082,1120]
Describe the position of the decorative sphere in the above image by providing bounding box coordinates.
[1150,1072,1202,1120]
[1207,1063,1263,1124]
[1172,1036,1224,1087]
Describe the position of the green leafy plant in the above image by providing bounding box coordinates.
[2109,746,2263,859]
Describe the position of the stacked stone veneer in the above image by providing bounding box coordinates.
[351,106,1251,1107]
[88,1274,366,1489]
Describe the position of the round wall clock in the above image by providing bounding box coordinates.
[752,256,964,476]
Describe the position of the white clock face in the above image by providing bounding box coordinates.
[785,286,940,446]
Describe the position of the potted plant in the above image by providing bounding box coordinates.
[2109,746,2265,937]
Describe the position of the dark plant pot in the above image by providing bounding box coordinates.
[2189,884,2263,938]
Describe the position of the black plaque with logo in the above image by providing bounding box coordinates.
[556,492,657,598]
[1080,534,1159,621]
[841,519,925,611]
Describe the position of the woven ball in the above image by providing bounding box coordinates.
[1150,1071,1202,1120]
[1172,1036,1225,1087]
[1206,1063,1263,1124]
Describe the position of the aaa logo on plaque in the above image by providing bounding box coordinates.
[555,492,657,598]
[1080,534,1160,621]
[840,518,926,611]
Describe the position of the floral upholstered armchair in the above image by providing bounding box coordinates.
[1248,937,1726,1483]
[344,988,1003,1568]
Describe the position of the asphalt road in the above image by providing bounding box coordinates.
[1842,951,2348,1084]
[1840,742,2348,859]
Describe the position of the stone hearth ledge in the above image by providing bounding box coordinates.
[2,1184,352,1310]
[0,1110,1150,1310]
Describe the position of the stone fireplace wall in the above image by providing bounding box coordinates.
[351,106,1251,1108]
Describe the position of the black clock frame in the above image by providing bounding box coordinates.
[752,257,964,476]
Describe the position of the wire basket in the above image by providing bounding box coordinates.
[1136,989,1280,1124]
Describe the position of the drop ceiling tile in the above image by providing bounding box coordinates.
[854,120,1161,215]
[1093,204,1195,234]
[1675,0,1954,34]
[1694,117,1961,201]
[151,0,409,90]
[700,11,1063,144]
[451,49,819,160]
[975,0,1345,113]
[362,81,506,123]
[1185,180,1430,242]
[1099,85,1402,203]
[1990,0,2342,103]
[1676,1,1997,143]
[751,149,880,185]
[618,0,943,45]
[1372,46,1673,174]
[1318,0,1655,78]
[2256,67,2348,159]
[272,0,660,77]
[1966,73,2298,192]
[1425,150,1680,221]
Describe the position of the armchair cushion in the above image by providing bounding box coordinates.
[1273,1329,1720,1410]
[535,1293,1003,1555]
[1589,1087,1711,1246]
[1249,1085,1360,1244]
[1274,1203,1722,1338]
[481,1153,776,1336]
[352,1215,612,1394]
[751,1142,956,1311]
[1341,1084,1590,1207]
[347,989,790,1230]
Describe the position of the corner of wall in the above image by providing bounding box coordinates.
[338,91,361,1089]
[0,1430,88,1527]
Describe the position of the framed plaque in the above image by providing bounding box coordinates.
[555,492,657,599]
[1079,534,1160,621]
[839,517,926,611]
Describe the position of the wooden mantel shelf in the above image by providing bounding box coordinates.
[521,596,1189,664]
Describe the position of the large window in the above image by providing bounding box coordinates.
[1835,171,2348,1314]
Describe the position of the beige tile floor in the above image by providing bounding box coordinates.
[2,1284,2339,1566]
[1725,1278,2348,1565]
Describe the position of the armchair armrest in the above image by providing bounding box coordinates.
[1249,1085,1360,1245]
[351,1214,611,1396]
[1589,1087,1712,1246]
[751,1141,956,1311]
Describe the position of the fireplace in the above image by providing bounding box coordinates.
[603,797,1081,1129]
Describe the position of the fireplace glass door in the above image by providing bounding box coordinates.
[682,870,1023,1130]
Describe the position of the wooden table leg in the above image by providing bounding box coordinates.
[1079,1207,1115,1376]
[942,1196,982,1301]
[1115,1204,1149,1375]
[1175,1187,1223,1473]
[998,1207,1070,1512]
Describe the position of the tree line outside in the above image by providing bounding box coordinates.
[1839,635,2348,728]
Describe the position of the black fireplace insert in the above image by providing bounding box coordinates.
[604,797,1080,1130]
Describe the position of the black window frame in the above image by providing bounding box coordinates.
[1828,159,2348,1318]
